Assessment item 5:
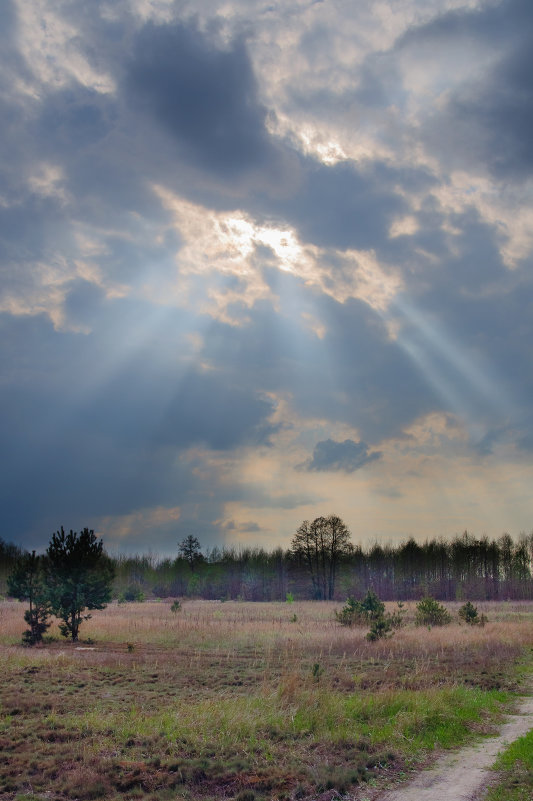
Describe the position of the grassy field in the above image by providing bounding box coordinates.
[1,599,532,801]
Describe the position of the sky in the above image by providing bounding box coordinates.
[2,0,533,556]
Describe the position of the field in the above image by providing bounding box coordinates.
[1,599,532,801]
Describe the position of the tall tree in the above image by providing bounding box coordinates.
[8,551,52,645]
[178,535,203,572]
[46,527,115,641]
[291,515,352,599]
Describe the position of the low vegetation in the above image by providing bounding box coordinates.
[458,600,488,626]
[486,728,533,801]
[0,599,532,801]
[415,596,453,627]
[335,591,405,641]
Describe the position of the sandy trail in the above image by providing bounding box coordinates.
[373,694,533,801]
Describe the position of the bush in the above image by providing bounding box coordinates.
[336,590,399,641]
[335,590,385,627]
[335,596,361,626]
[387,601,405,629]
[415,596,451,627]
[458,601,487,626]
[118,584,145,603]
[366,616,393,641]
[170,600,181,613]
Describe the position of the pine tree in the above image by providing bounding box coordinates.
[8,551,52,645]
[46,527,115,641]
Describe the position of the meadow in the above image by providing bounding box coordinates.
[1,599,532,801]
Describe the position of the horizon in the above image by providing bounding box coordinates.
[4,526,531,562]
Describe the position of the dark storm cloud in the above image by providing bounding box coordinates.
[302,438,382,473]
[271,160,405,250]
[445,40,533,180]
[401,208,505,300]
[0,295,277,547]
[156,371,277,450]
[124,22,281,178]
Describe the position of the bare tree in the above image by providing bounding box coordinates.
[291,515,352,599]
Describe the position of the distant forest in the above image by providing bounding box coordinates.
[1,529,532,602]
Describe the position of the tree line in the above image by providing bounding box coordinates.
[108,526,533,602]
[2,523,532,619]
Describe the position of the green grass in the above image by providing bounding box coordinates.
[485,729,533,801]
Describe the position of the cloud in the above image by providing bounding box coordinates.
[125,21,285,181]
[221,520,263,533]
[156,371,277,450]
[446,41,533,180]
[302,438,382,473]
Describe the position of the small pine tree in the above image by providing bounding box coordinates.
[335,589,385,627]
[335,596,362,626]
[458,601,487,626]
[359,589,385,621]
[415,596,451,627]
[46,527,115,641]
[366,615,393,641]
[7,551,52,645]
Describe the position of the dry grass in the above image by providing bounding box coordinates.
[1,599,532,801]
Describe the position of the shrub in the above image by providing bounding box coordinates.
[415,596,451,626]
[459,601,488,626]
[335,590,385,627]
[170,600,181,613]
[335,596,361,626]
[118,585,145,603]
[387,601,405,629]
[336,590,398,641]
[366,616,393,641]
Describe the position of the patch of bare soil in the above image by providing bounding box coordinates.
[368,694,533,801]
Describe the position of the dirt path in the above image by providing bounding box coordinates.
[372,694,533,801]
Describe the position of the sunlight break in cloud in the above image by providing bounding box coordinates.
[155,186,403,318]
